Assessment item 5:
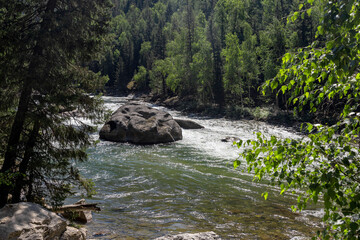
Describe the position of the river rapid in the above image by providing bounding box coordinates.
[68,96,322,240]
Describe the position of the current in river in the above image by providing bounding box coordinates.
[68,96,323,240]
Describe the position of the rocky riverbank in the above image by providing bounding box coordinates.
[125,93,305,132]
[0,202,223,240]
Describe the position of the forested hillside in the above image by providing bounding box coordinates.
[98,0,321,109]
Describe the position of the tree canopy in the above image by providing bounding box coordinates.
[98,0,321,112]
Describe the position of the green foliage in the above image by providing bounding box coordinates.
[258,18,286,81]
[78,177,97,198]
[222,33,243,97]
[237,0,360,238]
[0,172,20,187]
[222,29,258,106]
[192,21,214,104]
[132,66,148,90]
[150,59,173,95]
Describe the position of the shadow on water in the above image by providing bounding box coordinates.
[68,96,323,240]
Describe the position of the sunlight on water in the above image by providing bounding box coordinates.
[68,96,322,240]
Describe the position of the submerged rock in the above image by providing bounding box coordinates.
[0,202,67,240]
[60,226,86,240]
[154,231,221,240]
[221,136,241,143]
[174,119,204,129]
[100,103,182,144]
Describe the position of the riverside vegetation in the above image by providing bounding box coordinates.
[1,0,360,239]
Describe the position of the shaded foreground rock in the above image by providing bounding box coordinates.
[154,231,221,240]
[100,103,182,144]
[0,202,67,240]
[174,119,204,129]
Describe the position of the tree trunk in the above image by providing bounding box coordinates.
[12,121,40,203]
[162,76,167,97]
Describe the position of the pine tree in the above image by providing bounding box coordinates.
[0,0,111,207]
[184,0,196,95]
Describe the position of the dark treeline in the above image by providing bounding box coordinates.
[98,0,321,110]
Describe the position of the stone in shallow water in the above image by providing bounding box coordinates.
[174,119,204,129]
[220,136,240,143]
[154,231,221,240]
[99,103,182,144]
[60,226,86,240]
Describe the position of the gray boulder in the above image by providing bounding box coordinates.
[154,231,221,240]
[174,119,204,129]
[100,103,182,144]
[0,202,67,240]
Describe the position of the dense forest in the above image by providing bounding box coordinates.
[98,0,321,111]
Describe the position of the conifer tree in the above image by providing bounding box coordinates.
[209,15,225,108]
[0,0,111,207]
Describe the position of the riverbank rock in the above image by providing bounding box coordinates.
[154,231,221,240]
[60,226,86,240]
[60,199,93,224]
[99,103,182,144]
[174,119,204,129]
[0,202,67,240]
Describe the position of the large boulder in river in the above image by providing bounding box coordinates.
[0,202,67,240]
[99,103,182,144]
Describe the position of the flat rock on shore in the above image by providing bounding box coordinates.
[0,202,87,240]
[0,202,67,240]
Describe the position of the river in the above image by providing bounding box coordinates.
[68,96,322,240]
